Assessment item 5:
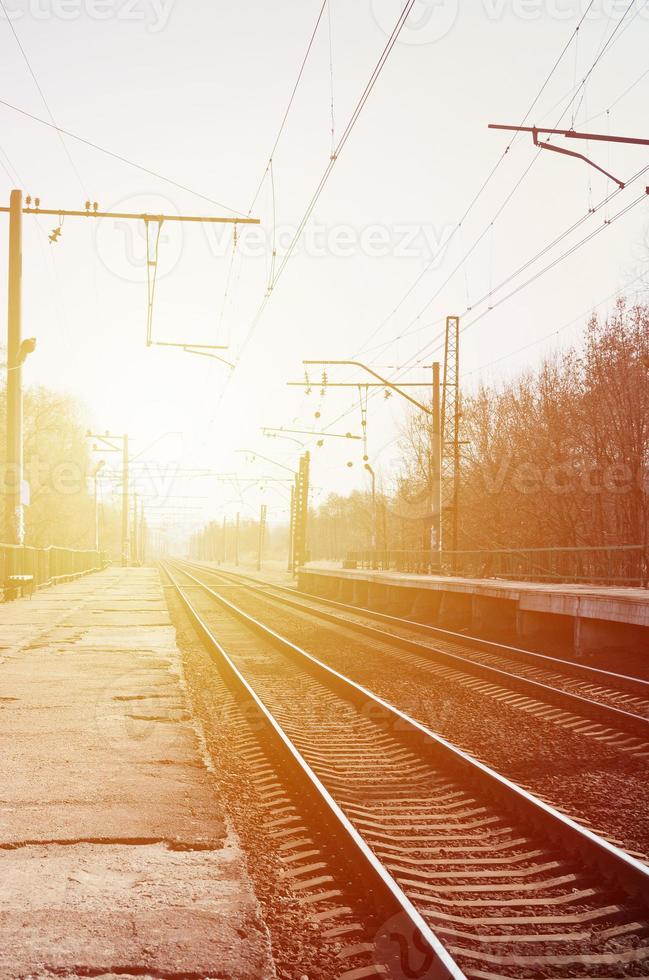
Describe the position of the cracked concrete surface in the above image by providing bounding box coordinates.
[0,567,274,980]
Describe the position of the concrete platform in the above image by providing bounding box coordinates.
[0,567,273,979]
[298,563,649,656]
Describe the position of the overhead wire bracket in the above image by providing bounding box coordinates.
[489,123,649,191]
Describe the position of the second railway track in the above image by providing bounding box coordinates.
[179,559,649,752]
[165,559,649,980]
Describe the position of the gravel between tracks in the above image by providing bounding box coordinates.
[164,577,364,980]
[206,580,649,861]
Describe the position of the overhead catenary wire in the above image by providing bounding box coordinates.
[0,98,247,216]
[236,0,419,365]
[247,0,329,218]
[351,0,598,360]
[216,0,329,340]
[315,177,649,440]
[377,2,639,359]
[0,0,87,195]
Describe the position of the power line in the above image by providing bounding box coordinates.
[313,177,649,438]
[0,0,86,194]
[408,160,649,347]
[271,0,417,290]
[247,0,328,217]
[217,0,329,340]
[355,0,637,365]
[237,0,419,362]
[0,98,247,216]
[463,266,649,380]
[352,0,598,360]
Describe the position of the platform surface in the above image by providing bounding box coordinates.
[298,561,649,626]
[0,567,273,979]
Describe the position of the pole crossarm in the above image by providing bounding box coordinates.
[489,123,649,190]
[488,123,649,146]
[236,448,296,475]
[152,342,229,349]
[263,427,361,441]
[301,360,432,414]
[288,381,429,388]
[86,431,124,453]
[150,340,235,368]
[0,206,259,224]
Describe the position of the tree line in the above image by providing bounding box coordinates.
[308,301,649,562]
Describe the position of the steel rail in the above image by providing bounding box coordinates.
[168,559,649,902]
[178,561,649,740]
[184,561,649,694]
[163,560,467,980]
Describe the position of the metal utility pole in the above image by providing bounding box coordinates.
[87,432,130,566]
[2,191,258,542]
[4,189,32,545]
[139,498,145,564]
[257,504,267,571]
[132,492,139,566]
[235,512,240,567]
[292,452,310,573]
[364,462,377,551]
[297,360,441,568]
[441,315,461,555]
[431,363,442,558]
[122,436,129,567]
[288,483,295,572]
[93,460,105,552]
[222,516,227,564]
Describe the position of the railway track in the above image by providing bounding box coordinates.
[178,560,649,756]
[164,558,649,980]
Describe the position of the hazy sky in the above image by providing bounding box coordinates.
[0,0,647,545]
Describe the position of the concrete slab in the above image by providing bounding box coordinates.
[0,567,274,979]
[300,562,649,627]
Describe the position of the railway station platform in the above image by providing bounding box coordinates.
[297,563,649,657]
[0,567,272,979]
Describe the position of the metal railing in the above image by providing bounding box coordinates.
[346,546,646,587]
[1,544,106,598]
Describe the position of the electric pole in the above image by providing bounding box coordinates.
[288,483,295,572]
[5,190,25,543]
[3,190,259,548]
[220,515,226,564]
[257,504,267,571]
[235,512,240,567]
[122,436,129,567]
[132,492,138,566]
[92,460,105,553]
[292,452,310,572]
[431,363,442,559]
[441,315,461,556]
[295,360,441,569]
[87,431,130,566]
